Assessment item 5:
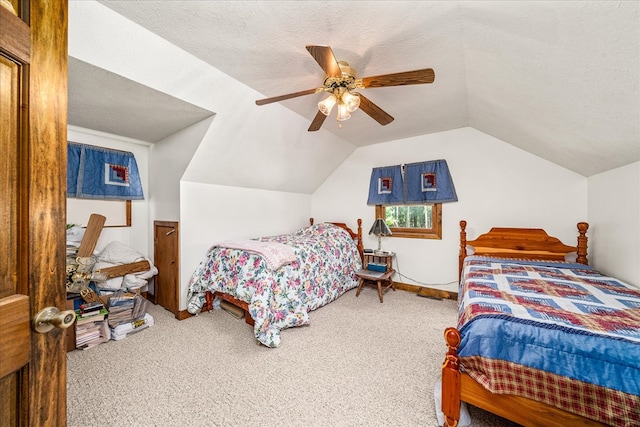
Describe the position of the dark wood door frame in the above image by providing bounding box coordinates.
[0,1,69,425]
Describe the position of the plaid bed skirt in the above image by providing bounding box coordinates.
[461,356,640,426]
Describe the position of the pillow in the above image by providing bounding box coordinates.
[98,241,144,264]
[564,251,578,263]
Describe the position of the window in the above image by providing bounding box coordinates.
[375,203,442,239]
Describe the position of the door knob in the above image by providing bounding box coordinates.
[33,307,76,333]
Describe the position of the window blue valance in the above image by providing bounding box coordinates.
[366,165,404,205]
[67,142,144,200]
[367,159,457,205]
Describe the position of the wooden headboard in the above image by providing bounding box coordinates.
[309,218,364,262]
[458,220,589,281]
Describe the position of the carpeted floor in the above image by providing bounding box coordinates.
[67,288,520,427]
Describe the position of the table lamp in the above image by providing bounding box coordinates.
[369,218,392,255]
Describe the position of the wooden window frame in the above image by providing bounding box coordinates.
[375,203,442,239]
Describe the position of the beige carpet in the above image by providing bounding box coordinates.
[67,288,520,427]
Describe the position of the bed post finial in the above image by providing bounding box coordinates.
[459,221,468,282]
[576,222,589,265]
[310,218,314,225]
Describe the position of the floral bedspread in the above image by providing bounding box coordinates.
[187,223,362,347]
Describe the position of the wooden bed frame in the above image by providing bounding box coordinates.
[202,218,364,327]
[457,220,589,282]
[442,220,608,427]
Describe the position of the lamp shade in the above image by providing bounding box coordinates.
[336,103,351,121]
[318,95,337,116]
[342,91,361,112]
[369,218,392,236]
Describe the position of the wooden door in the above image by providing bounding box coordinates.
[0,1,69,426]
[154,221,179,316]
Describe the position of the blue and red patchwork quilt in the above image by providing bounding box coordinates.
[457,256,640,424]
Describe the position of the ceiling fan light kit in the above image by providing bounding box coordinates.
[342,90,361,112]
[255,45,435,132]
[318,86,361,125]
[335,104,350,126]
[318,94,337,115]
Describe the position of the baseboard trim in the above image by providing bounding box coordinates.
[393,281,458,300]
[176,310,193,320]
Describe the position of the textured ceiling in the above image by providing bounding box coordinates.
[68,57,214,143]
[71,1,639,176]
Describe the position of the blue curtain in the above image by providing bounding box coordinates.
[404,159,457,204]
[367,159,457,205]
[366,165,404,205]
[67,143,82,196]
[67,142,144,200]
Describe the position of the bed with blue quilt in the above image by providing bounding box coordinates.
[187,220,363,348]
[442,220,639,427]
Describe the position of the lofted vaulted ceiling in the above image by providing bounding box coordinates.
[70,1,639,177]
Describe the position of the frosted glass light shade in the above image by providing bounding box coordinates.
[342,91,361,112]
[336,103,351,121]
[318,95,337,116]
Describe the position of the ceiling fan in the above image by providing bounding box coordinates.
[66,213,152,294]
[255,45,435,132]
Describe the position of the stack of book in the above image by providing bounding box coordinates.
[79,301,105,316]
[108,292,153,340]
[107,292,137,327]
[75,302,110,350]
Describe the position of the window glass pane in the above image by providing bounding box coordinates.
[376,203,442,239]
[385,205,432,229]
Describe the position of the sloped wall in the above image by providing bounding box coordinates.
[149,117,215,224]
[69,1,355,195]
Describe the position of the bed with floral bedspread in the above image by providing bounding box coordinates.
[187,222,362,347]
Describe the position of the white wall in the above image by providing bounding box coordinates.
[149,116,215,223]
[67,126,151,257]
[178,182,312,310]
[312,127,588,289]
[588,161,640,287]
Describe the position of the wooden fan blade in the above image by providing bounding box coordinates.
[308,110,328,132]
[305,45,341,77]
[94,260,151,280]
[358,94,394,126]
[360,68,435,88]
[77,214,106,257]
[256,88,319,106]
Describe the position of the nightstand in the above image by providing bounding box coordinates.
[355,252,395,303]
